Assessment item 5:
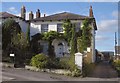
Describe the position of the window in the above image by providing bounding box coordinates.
[57,24,63,32]
[75,23,81,32]
[41,24,48,33]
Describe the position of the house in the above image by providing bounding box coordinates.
[0,8,29,34]
[101,51,114,61]
[115,46,120,59]
[1,5,97,63]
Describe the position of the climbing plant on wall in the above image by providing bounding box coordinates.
[78,18,93,52]
[43,31,65,58]
[62,19,72,46]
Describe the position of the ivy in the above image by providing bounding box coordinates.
[78,18,92,52]
[63,19,72,45]
[43,31,65,58]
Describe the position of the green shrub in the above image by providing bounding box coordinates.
[113,60,120,67]
[59,57,70,69]
[30,54,49,69]
[82,62,95,77]
[71,66,81,77]
[112,60,120,77]
[47,58,61,69]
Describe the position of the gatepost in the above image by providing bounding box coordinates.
[75,52,83,73]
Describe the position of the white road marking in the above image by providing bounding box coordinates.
[2,76,15,81]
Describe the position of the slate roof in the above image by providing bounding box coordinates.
[30,12,97,30]
[0,12,97,30]
[30,12,91,21]
[0,12,18,18]
[0,12,28,22]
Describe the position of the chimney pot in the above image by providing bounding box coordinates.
[44,14,46,17]
[29,11,34,20]
[36,9,41,18]
[89,5,94,17]
[21,5,26,19]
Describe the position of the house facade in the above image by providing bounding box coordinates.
[1,6,97,63]
[115,46,120,59]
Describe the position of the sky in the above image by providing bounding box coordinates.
[1,2,119,52]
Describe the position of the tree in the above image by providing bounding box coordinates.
[2,18,21,51]
[69,24,77,70]
[30,33,43,54]
[70,24,77,55]
[77,37,83,52]
[11,32,28,66]
[63,19,72,45]
[26,23,30,46]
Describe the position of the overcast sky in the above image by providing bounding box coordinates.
[1,2,119,52]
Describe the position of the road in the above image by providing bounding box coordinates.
[2,67,120,83]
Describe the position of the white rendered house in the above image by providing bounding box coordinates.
[1,6,97,63]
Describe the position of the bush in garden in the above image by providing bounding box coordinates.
[30,54,49,69]
[112,60,120,77]
[59,58,70,69]
[71,66,81,77]
[47,58,61,69]
[113,60,120,67]
[82,62,95,77]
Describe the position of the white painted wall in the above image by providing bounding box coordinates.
[30,22,41,36]
[1,18,29,34]
[30,20,82,36]
[91,23,96,63]
[16,19,29,34]
[48,23,57,32]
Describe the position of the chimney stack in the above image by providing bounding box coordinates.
[89,5,94,17]
[29,11,34,20]
[44,14,46,17]
[36,9,41,18]
[21,5,26,19]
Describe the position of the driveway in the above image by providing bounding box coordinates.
[89,60,118,78]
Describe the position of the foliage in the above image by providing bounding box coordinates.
[71,66,81,77]
[70,24,77,54]
[62,19,72,45]
[30,33,43,54]
[2,18,22,63]
[59,57,70,69]
[30,54,49,69]
[80,18,92,52]
[82,62,95,77]
[11,33,29,65]
[77,37,83,53]
[112,60,120,77]
[47,58,61,69]
[113,60,120,67]
[12,33,28,51]
[43,31,64,41]
[43,31,64,58]
[69,24,77,71]
[26,23,30,46]
[2,18,21,50]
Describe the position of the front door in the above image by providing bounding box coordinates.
[58,43,63,57]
